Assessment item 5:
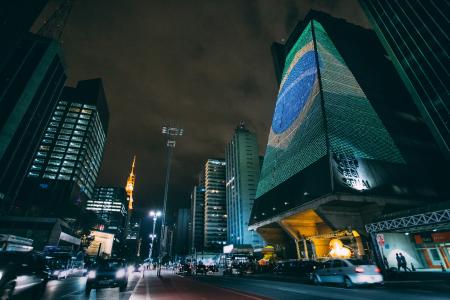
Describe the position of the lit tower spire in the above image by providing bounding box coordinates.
[126,155,136,210]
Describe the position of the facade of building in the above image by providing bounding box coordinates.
[250,12,445,260]
[123,215,142,260]
[174,208,190,256]
[225,122,264,247]
[366,202,450,271]
[360,0,449,163]
[86,186,127,242]
[190,185,205,253]
[204,159,227,250]
[0,1,48,72]
[0,33,67,213]
[0,216,80,251]
[20,79,109,217]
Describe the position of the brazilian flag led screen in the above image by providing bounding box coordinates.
[256,21,404,198]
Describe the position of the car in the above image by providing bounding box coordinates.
[223,266,242,276]
[196,264,207,275]
[0,251,48,300]
[177,264,192,275]
[312,258,383,288]
[49,268,70,280]
[85,258,128,295]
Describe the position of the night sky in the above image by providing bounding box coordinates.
[37,0,370,217]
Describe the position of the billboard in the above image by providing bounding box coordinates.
[256,23,326,198]
[256,20,404,199]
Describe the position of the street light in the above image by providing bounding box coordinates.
[148,210,161,260]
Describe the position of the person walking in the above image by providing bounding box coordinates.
[400,253,411,271]
[396,253,402,271]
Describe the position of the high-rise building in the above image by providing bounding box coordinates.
[225,122,264,247]
[203,159,227,250]
[190,185,205,252]
[20,79,109,217]
[250,12,444,260]
[86,186,127,242]
[0,34,67,213]
[174,208,190,256]
[360,0,450,162]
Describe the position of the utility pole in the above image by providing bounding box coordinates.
[157,125,183,276]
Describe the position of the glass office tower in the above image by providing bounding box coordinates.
[225,122,264,247]
[22,79,109,216]
[0,34,66,213]
[360,0,449,162]
[203,159,227,250]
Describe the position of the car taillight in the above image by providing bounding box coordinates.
[375,267,381,273]
[355,267,364,273]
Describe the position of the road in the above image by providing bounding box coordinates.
[37,270,450,300]
[39,271,141,300]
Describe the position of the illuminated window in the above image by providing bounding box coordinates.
[51,153,63,159]
[48,160,61,166]
[60,130,72,137]
[62,123,74,129]
[43,173,56,179]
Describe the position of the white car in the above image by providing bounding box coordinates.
[312,259,383,288]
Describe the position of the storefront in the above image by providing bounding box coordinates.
[366,204,450,271]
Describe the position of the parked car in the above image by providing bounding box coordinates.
[85,258,128,295]
[0,251,48,299]
[178,264,192,275]
[274,260,322,279]
[223,265,242,276]
[312,259,383,288]
[207,265,219,273]
[49,268,70,280]
[196,264,207,275]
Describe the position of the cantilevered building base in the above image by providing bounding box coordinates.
[250,13,445,261]
[251,192,424,260]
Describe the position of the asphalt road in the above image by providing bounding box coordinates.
[36,270,450,300]
[39,271,141,300]
[191,274,450,300]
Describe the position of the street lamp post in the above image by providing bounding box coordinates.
[158,126,183,276]
[148,210,161,260]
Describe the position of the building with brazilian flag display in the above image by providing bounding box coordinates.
[249,11,448,261]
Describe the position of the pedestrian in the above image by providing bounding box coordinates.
[396,253,402,271]
[400,253,411,272]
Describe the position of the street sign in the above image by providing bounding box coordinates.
[376,233,385,247]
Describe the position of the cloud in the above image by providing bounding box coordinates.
[60,0,369,213]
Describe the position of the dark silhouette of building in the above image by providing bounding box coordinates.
[0,33,67,213]
[190,184,205,253]
[19,79,109,217]
[0,1,48,72]
[174,208,190,256]
[360,0,449,163]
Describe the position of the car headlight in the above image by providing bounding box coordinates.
[0,271,3,280]
[115,269,126,278]
[87,271,96,279]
